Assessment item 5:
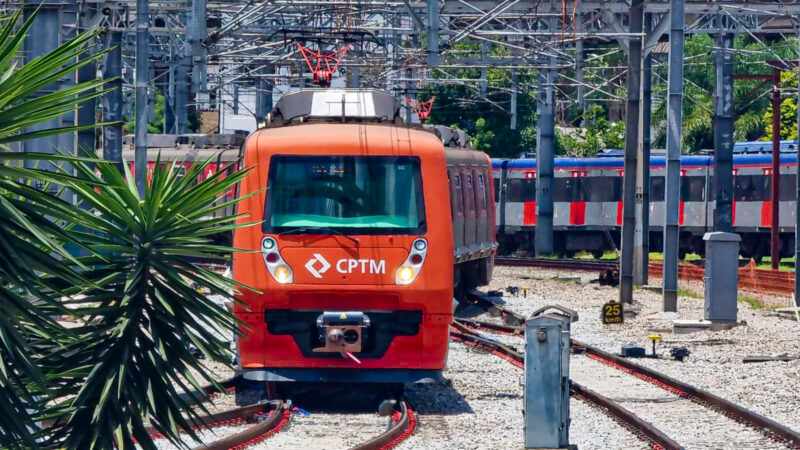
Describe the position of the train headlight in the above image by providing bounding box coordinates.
[261,236,293,284]
[395,238,428,285]
[396,267,415,285]
[273,265,293,284]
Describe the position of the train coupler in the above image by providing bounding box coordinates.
[312,311,370,361]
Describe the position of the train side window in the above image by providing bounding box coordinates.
[507,178,536,202]
[553,178,571,202]
[493,177,500,203]
[465,173,475,213]
[454,174,463,212]
[680,176,706,201]
[650,176,665,202]
[584,177,621,202]
[735,175,761,201]
[780,174,796,201]
[478,173,487,207]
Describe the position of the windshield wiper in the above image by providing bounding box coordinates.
[278,226,359,245]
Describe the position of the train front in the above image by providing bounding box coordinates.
[233,90,453,395]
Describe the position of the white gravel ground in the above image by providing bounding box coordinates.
[157,265,799,449]
[486,265,800,449]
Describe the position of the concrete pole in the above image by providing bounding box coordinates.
[634,13,653,286]
[771,69,782,269]
[103,30,123,168]
[510,70,518,130]
[176,44,190,133]
[426,0,440,66]
[535,48,556,256]
[191,0,209,106]
[77,5,97,157]
[713,33,735,232]
[134,0,149,196]
[620,0,643,304]
[662,0,685,312]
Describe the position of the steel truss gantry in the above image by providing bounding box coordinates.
[5,0,800,307]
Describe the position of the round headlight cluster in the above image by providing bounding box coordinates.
[413,239,427,251]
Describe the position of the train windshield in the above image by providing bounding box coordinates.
[264,155,426,234]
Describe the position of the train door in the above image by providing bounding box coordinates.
[449,168,465,255]
[463,169,477,249]
[568,170,587,226]
[475,169,489,246]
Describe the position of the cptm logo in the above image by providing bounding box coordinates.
[305,253,331,278]
[304,254,387,278]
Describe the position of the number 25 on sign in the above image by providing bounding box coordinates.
[601,301,624,324]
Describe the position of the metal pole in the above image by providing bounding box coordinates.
[575,13,586,125]
[22,3,60,162]
[176,43,190,133]
[620,0,643,304]
[510,70,518,130]
[134,0,149,196]
[771,68,782,269]
[426,0,440,66]
[662,0,685,312]
[103,30,123,168]
[713,33,735,232]
[191,0,209,106]
[795,59,800,305]
[77,5,97,158]
[535,33,556,256]
[634,13,652,286]
[480,41,488,95]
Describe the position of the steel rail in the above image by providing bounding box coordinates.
[456,316,800,448]
[449,327,682,450]
[574,340,800,448]
[192,401,291,450]
[350,401,416,450]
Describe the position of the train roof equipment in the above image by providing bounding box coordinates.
[267,89,402,126]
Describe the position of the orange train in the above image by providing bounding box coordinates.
[232,90,496,403]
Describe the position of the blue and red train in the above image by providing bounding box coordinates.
[492,142,800,261]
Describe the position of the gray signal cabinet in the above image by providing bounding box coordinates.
[703,231,741,323]
[524,306,577,449]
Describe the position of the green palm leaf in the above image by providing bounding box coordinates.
[0,9,116,448]
[52,157,252,450]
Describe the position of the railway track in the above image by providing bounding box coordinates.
[154,394,415,450]
[449,322,682,450]
[454,318,800,449]
[494,256,796,295]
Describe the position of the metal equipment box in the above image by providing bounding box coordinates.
[524,306,577,449]
[703,231,741,323]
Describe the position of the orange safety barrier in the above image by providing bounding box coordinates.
[648,260,795,295]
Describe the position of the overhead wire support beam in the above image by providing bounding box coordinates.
[620,0,643,304]
[662,0,685,312]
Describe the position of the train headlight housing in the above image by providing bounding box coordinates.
[261,236,293,284]
[395,238,427,285]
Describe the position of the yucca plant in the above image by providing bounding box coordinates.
[0,9,113,448]
[50,158,250,450]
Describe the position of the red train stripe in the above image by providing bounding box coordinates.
[523,201,537,225]
[679,200,685,226]
[616,201,623,226]
[570,201,586,225]
[761,200,772,227]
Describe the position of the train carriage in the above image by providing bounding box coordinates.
[494,150,799,260]
[231,89,495,403]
